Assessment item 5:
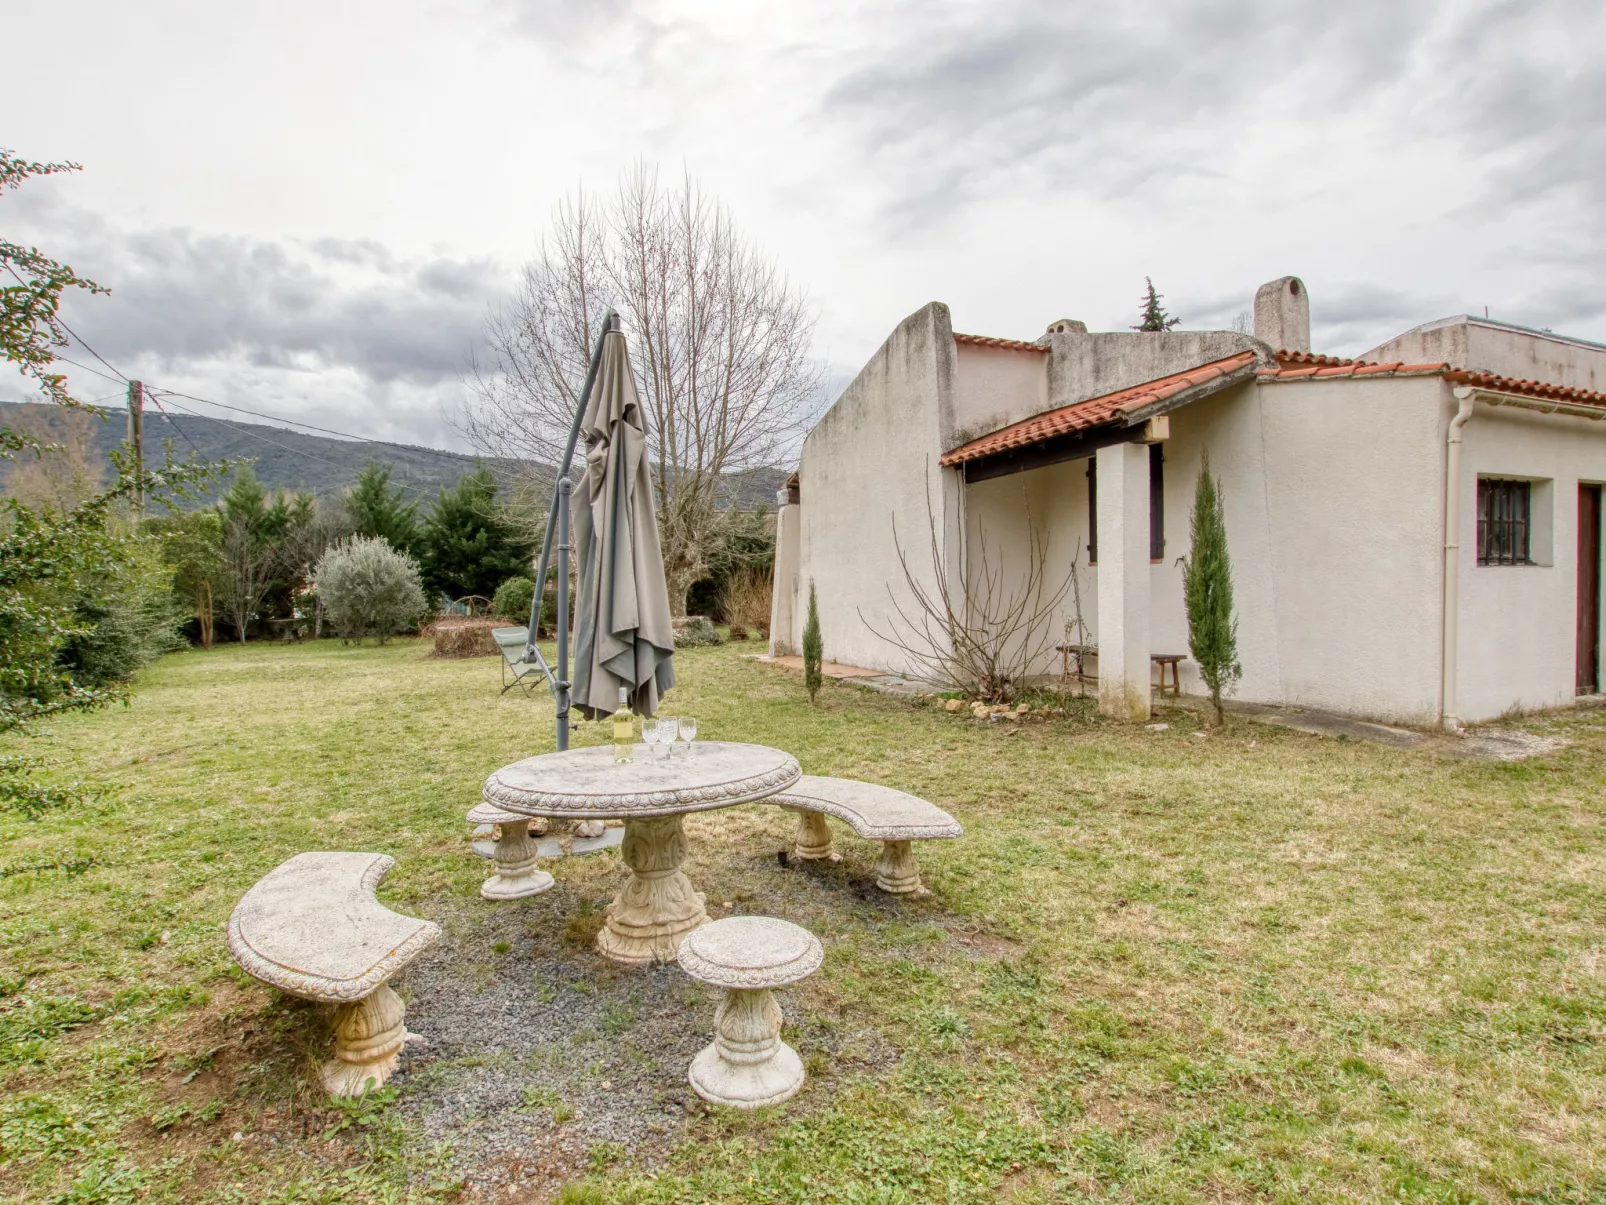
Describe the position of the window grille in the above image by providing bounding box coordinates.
[1477,478,1531,565]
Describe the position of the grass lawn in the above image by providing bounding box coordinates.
[2,637,1604,1204]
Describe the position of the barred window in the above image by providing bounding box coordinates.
[1477,478,1531,565]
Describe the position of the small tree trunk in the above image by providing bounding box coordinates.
[665,564,695,621]
[203,583,214,649]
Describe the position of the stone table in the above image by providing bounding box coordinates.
[483,742,801,965]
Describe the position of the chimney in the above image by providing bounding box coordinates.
[1045,319,1088,335]
[1253,277,1310,352]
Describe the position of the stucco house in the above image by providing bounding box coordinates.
[769,278,1606,727]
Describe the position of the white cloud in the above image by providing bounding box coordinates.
[4,0,1602,451]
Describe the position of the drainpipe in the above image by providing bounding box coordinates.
[1441,387,1476,732]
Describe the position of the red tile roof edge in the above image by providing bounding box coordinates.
[939,351,1257,467]
[1265,350,1606,406]
[953,332,1050,353]
[1444,369,1606,408]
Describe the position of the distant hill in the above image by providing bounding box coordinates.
[0,402,787,512]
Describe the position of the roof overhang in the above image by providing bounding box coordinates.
[941,351,1259,484]
[1452,383,1606,422]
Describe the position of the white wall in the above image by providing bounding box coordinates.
[950,343,1048,447]
[1252,376,1446,722]
[1456,404,1606,721]
[794,302,962,677]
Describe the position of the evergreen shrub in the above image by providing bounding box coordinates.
[314,536,428,644]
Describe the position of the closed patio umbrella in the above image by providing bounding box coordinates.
[569,326,675,719]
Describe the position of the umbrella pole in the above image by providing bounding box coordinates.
[555,474,573,751]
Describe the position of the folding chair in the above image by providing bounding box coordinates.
[493,626,543,697]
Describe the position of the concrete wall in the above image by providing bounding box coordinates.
[1251,376,1446,722]
[1455,403,1606,720]
[769,500,801,656]
[950,343,1048,447]
[1362,316,1606,393]
[794,302,961,676]
[1042,329,1266,413]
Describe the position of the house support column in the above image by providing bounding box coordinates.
[1096,441,1151,721]
[768,490,802,656]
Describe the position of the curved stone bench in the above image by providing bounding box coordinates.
[227,852,440,1096]
[769,776,962,895]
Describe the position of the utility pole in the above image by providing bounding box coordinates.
[126,379,144,518]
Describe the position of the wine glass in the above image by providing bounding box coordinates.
[658,716,678,758]
[641,719,661,758]
[678,715,698,755]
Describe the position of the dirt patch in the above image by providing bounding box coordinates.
[1454,728,1569,761]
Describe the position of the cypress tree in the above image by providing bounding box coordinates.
[1183,451,1240,725]
[347,460,421,552]
[802,580,823,704]
[1132,277,1181,332]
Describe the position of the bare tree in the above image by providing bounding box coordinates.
[462,165,818,615]
[3,405,105,511]
[862,490,1071,703]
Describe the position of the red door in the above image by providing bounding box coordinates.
[1577,484,1600,695]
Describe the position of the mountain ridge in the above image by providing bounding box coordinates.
[0,402,787,511]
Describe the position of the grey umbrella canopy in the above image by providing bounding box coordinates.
[570,328,676,720]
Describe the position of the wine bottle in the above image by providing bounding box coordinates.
[612,686,634,764]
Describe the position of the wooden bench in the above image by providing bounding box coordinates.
[769,776,962,896]
[1055,645,1186,697]
[227,852,440,1096]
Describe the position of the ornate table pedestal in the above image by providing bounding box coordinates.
[597,814,709,965]
[482,742,801,966]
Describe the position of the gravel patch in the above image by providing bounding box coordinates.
[390,875,875,1199]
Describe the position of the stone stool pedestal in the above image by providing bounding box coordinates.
[677,916,823,1110]
[466,803,554,900]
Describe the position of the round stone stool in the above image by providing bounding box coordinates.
[466,802,555,900]
[677,916,823,1109]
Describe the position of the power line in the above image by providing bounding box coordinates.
[155,399,440,500]
[2,263,130,383]
[147,385,481,465]
[50,354,125,386]
[141,391,207,460]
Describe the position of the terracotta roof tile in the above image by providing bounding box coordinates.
[939,351,1257,467]
[1258,350,1448,381]
[953,332,1049,353]
[1260,349,1606,409]
[1445,369,1606,408]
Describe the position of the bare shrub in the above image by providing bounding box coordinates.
[426,617,500,658]
[861,490,1069,704]
[719,569,772,635]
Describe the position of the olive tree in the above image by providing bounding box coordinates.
[313,536,428,644]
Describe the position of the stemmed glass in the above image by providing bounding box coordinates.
[641,719,661,759]
[678,715,698,756]
[656,716,678,758]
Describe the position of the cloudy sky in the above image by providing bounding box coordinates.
[5,0,1603,454]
